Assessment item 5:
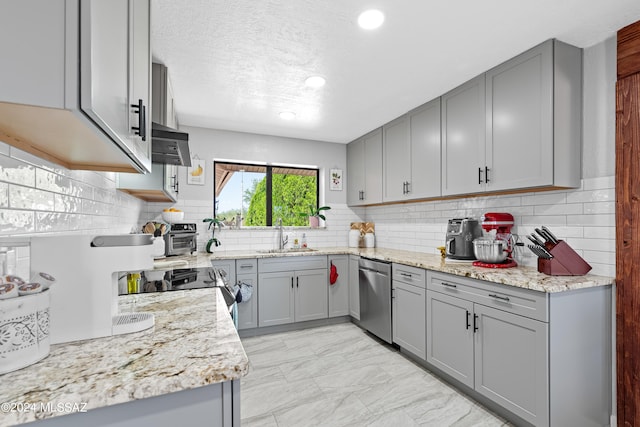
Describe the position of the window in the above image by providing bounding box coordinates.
[214,161,319,227]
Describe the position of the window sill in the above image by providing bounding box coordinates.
[221,226,327,231]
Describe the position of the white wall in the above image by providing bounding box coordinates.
[142,127,364,251]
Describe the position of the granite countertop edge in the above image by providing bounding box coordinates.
[0,288,248,426]
[155,247,614,293]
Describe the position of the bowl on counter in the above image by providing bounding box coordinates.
[161,211,184,223]
[472,238,508,263]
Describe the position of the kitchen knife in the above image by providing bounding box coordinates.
[527,244,554,259]
[541,226,559,244]
[535,227,554,245]
[528,234,546,247]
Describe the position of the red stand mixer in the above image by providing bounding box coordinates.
[472,212,517,268]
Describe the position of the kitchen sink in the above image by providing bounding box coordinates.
[256,248,318,254]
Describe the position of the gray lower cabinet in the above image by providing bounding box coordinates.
[258,271,295,327]
[427,271,611,427]
[392,263,426,359]
[295,269,329,322]
[236,259,258,330]
[427,276,548,427]
[328,255,349,317]
[257,256,329,327]
[474,304,548,425]
[348,255,360,320]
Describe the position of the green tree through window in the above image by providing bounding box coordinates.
[215,162,318,227]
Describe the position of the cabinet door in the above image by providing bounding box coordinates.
[426,291,474,388]
[383,116,411,202]
[486,41,553,191]
[474,304,549,427]
[346,139,365,206]
[295,269,328,322]
[129,0,152,162]
[409,98,441,199]
[328,256,349,317]
[349,255,360,320]
[236,274,257,330]
[80,0,130,153]
[258,272,294,327]
[163,163,178,201]
[441,75,486,196]
[363,128,383,204]
[392,281,426,359]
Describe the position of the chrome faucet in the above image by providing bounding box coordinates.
[276,218,288,250]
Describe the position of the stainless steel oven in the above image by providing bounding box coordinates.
[163,223,197,256]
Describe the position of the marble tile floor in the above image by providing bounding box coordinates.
[240,323,513,427]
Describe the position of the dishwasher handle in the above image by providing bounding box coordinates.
[359,266,389,277]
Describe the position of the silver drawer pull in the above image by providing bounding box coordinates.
[400,272,413,278]
[489,293,510,302]
[441,282,457,288]
[239,264,253,269]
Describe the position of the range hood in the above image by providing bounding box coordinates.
[151,122,191,167]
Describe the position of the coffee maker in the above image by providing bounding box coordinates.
[445,218,482,260]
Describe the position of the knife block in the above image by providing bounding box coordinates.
[537,240,592,276]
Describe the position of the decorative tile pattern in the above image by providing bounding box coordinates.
[241,323,512,427]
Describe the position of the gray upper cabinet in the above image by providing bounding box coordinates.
[441,75,486,196]
[0,0,152,173]
[117,162,179,202]
[347,129,383,206]
[442,39,581,196]
[485,39,581,191]
[383,116,411,201]
[383,99,441,202]
[118,63,180,202]
[152,63,178,129]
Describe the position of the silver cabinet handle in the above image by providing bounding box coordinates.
[239,264,253,269]
[399,272,413,278]
[441,282,457,288]
[488,293,510,302]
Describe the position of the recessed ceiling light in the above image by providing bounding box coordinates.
[279,111,296,120]
[305,76,326,88]
[358,9,384,30]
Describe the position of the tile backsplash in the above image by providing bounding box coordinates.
[0,141,144,276]
[365,176,615,277]
[142,201,365,252]
[0,135,615,279]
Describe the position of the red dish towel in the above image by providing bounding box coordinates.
[330,262,339,285]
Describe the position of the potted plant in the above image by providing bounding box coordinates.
[203,217,223,253]
[299,204,331,228]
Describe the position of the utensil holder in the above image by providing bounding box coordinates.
[537,240,592,276]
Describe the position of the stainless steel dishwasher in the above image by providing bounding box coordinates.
[358,257,392,343]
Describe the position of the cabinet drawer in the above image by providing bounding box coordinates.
[392,263,426,288]
[258,255,328,273]
[428,272,548,322]
[236,258,257,274]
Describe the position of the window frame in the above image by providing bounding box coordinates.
[213,161,320,227]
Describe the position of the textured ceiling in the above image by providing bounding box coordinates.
[151,0,640,143]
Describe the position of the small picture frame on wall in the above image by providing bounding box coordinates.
[187,156,205,185]
[330,168,343,191]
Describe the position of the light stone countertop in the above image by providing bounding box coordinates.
[0,288,248,426]
[155,247,614,293]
